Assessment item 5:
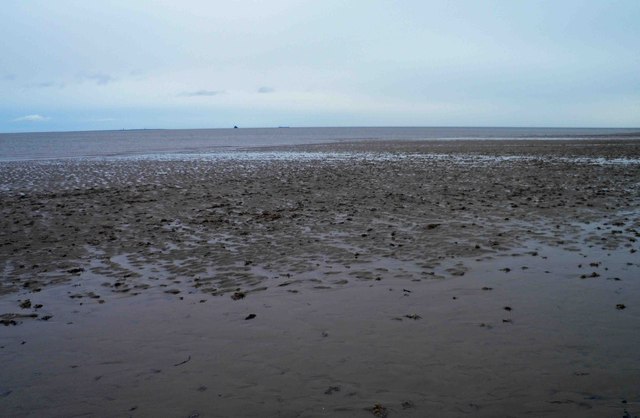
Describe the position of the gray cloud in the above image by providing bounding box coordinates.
[80,72,116,85]
[26,81,66,89]
[257,86,274,93]
[13,114,51,122]
[179,89,224,97]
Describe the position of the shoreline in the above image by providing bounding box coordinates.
[2,128,639,162]
[1,137,639,164]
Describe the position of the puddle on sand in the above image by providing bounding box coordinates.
[0,233,638,418]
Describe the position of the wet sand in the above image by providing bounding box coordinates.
[1,139,639,417]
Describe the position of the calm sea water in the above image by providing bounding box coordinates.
[1,127,639,161]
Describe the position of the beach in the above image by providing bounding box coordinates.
[1,138,639,417]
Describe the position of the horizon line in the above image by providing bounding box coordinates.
[3,125,640,135]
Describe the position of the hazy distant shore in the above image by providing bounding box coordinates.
[1,138,639,417]
[2,126,640,162]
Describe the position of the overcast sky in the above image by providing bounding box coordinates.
[1,0,639,132]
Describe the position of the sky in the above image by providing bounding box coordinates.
[1,0,639,132]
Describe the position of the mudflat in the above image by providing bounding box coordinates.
[1,139,639,417]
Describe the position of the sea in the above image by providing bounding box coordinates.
[1,127,639,162]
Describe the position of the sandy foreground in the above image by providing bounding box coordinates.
[1,139,639,417]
